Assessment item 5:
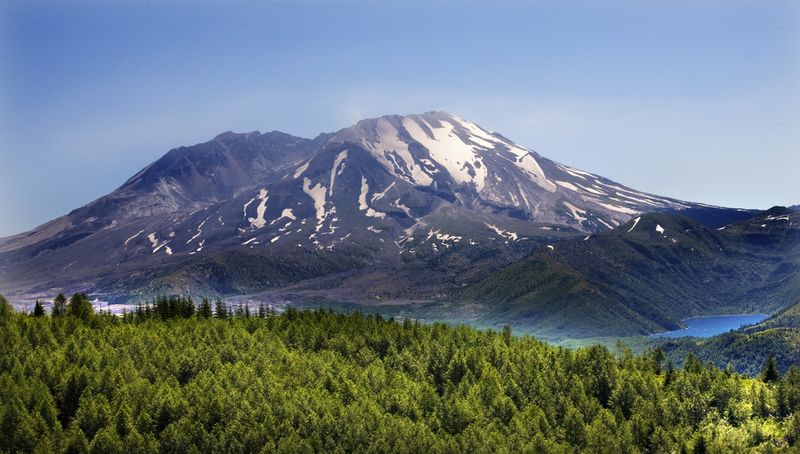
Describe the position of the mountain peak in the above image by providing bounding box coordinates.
[764,206,794,216]
[418,110,457,120]
[0,109,762,306]
[324,110,702,229]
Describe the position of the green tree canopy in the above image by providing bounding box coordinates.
[0,294,798,452]
[762,355,781,383]
[67,293,94,321]
[52,293,67,317]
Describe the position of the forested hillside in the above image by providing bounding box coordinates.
[459,209,800,340]
[3,294,800,452]
[662,302,800,377]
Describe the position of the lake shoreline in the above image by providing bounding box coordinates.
[651,313,770,339]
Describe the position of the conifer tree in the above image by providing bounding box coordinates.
[684,352,703,374]
[52,293,67,317]
[67,293,93,321]
[651,347,665,375]
[762,355,780,383]
[198,298,213,318]
[32,300,46,317]
[0,294,10,320]
[0,294,799,452]
[214,298,227,319]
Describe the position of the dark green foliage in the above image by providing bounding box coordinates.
[214,298,227,319]
[651,346,665,374]
[661,301,800,376]
[757,302,800,331]
[0,294,798,452]
[0,294,11,319]
[461,212,800,340]
[152,295,195,320]
[763,355,781,383]
[32,300,46,317]
[67,293,94,321]
[197,298,213,319]
[693,435,707,454]
[52,293,67,317]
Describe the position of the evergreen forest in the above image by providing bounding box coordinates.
[2,293,800,453]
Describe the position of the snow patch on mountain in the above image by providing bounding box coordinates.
[365,119,433,186]
[485,223,519,241]
[432,231,463,247]
[563,201,588,224]
[358,176,370,211]
[451,115,497,148]
[247,189,269,229]
[358,176,386,219]
[561,166,595,180]
[280,208,297,221]
[598,218,615,229]
[124,230,144,247]
[394,199,412,218]
[766,214,791,221]
[575,184,606,196]
[591,200,639,216]
[514,154,556,193]
[555,181,581,192]
[242,195,256,221]
[403,117,487,190]
[628,217,642,233]
[371,181,396,203]
[187,217,210,244]
[329,150,348,196]
[147,233,171,254]
[293,161,310,179]
[303,178,328,233]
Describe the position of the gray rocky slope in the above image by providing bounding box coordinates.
[0,111,755,304]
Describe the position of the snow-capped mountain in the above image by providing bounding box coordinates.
[0,111,754,303]
[334,111,695,229]
[0,131,323,255]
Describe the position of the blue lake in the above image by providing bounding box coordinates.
[651,314,769,338]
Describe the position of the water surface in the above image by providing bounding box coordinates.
[652,314,769,338]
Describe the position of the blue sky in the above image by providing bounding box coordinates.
[1,0,798,236]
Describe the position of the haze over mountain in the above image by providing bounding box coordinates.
[1,111,787,340]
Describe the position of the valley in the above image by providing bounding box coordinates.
[4,2,797,451]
